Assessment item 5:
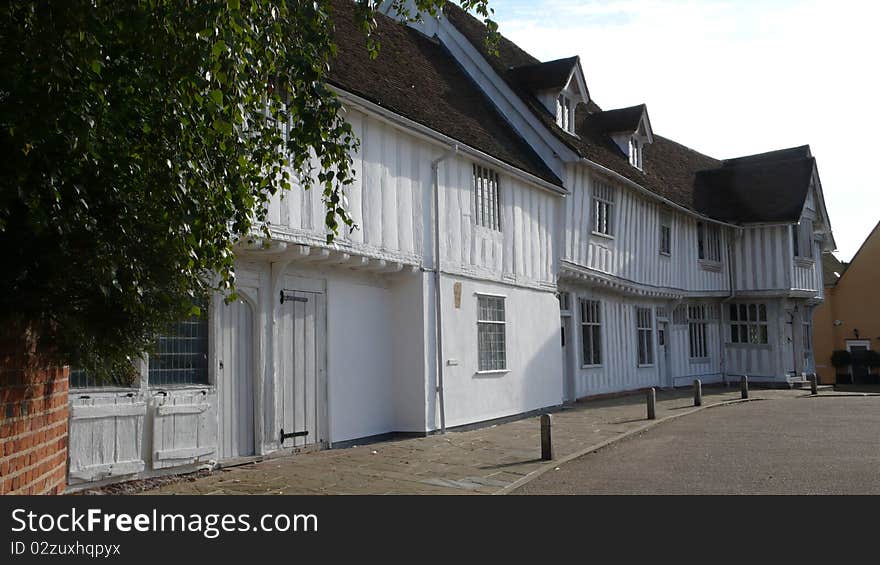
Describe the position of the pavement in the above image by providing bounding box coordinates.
[130,386,827,495]
[515,394,880,495]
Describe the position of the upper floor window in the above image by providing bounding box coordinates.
[556,94,573,133]
[729,303,768,345]
[473,164,501,231]
[592,181,615,237]
[659,212,671,256]
[477,295,507,372]
[697,221,721,262]
[629,137,642,169]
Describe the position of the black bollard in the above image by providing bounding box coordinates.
[694,379,703,406]
[647,387,656,420]
[741,375,749,399]
[540,414,553,461]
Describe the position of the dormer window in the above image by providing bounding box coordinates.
[629,137,642,169]
[556,94,573,133]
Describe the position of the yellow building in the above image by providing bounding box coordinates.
[813,221,880,384]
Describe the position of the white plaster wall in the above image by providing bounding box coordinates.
[390,272,430,433]
[437,275,563,428]
[326,275,395,443]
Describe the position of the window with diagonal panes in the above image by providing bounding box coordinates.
[477,295,506,371]
[729,303,768,345]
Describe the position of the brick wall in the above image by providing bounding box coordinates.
[0,342,69,495]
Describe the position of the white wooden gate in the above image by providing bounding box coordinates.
[151,390,217,469]
[217,297,256,459]
[278,288,326,449]
[68,393,146,483]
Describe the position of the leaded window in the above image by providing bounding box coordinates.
[477,295,506,371]
[697,221,721,262]
[580,299,602,366]
[474,164,502,231]
[148,304,210,386]
[592,181,615,236]
[636,307,654,366]
[729,303,768,345]
[688,304,709,359]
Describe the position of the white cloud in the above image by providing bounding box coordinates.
[491,0,880,260]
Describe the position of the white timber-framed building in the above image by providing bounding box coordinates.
[65,1,836,488]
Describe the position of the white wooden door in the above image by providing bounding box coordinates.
[279,289,326,449]
[218,297,256,459]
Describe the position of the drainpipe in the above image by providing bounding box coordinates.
[432,144,459,434]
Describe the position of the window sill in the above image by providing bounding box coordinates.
[475,369,509,375]
[689,357,711,364]
[591,231,615,241]
[794,257,815,268]
[726,342,771,350]
[698,259,722,272]
[637,364,655,369]
[581,364,602,369]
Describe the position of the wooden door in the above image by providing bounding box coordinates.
[279,288,326,449]
[218,297,256,459]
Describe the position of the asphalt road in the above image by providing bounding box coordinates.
[515,395,880,495]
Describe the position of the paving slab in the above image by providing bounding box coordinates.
[135,387,812,495]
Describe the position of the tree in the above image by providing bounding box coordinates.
[0,0,496,380]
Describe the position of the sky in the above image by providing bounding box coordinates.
[488,0,879,261]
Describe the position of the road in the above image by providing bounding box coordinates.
[515,395,880,494]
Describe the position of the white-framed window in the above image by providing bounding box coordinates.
[592,180,615,237]
[688,304,709,360]
[629,137,642,169]
[636,307,654,366]
[556,94,572,132]
[659,212,671,256]
[477,295,506,372]
[473,164,502,231]
[580,299,602,366]
[729,303,768,345]
[697,221,721,262]
[729,304,768,345]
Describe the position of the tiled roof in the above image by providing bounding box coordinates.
[821,252,847,287]
[509,57,580,91]
[693,155,815,223]
[444,4,815,221]
[584,105,647,135]
[326,0,562,187]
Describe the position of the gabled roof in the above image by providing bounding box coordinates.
[443,5,826,223]
[693,152,815,223]
[584,104,647,135]
[444,4,718,211]
[326,0,562,187]
[821,252,847,287]
[509,56,580,92]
